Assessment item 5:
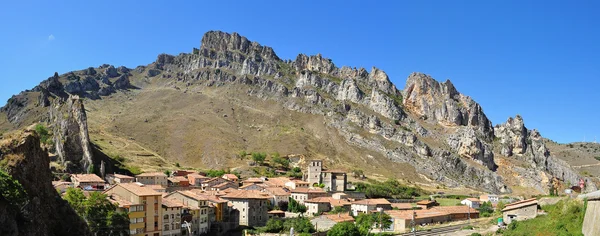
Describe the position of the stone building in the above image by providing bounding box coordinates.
[304,160,347,192]
[501,198,538,224]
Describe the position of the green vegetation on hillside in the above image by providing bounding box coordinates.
[287,197,307,214]
[34,123,52,145]
[0,169,27,209]
[355,179,427,198]
[500,199,585,236]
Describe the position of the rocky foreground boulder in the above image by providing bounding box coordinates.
[0,129,91,236]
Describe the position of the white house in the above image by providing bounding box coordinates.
[479,194,499,203]
[461,198,481,208]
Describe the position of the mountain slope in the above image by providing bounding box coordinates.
[0,31,597,195]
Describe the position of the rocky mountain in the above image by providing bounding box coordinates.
[0,31,597,195]
[0,128,91,236]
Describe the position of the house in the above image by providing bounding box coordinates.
[392,203,419,210]
[387,209,451,233]
[168,176,190,187]
[211,181,238,191]
[502,198,538,224]
[480,194,499,203]
[262,187,291,206]
[416,200,438,209]
[329,198,352,211]
[310,213,355,231]
[285,179,310,189]
[105,173,135,184]
[290,188,328,204]
[71,174,106,190]
[304,160,348,192]
[305,197,333,215]
[188,189,236,235]
[242,177,265,185]
[103,183,164,236]
[267,210,285,219]
[162,198,183,236]
[263,177,292,187]
[187,174,209,187]
[52,181,74,193]
[202,177,229,190]
[321,170,347,192]
[350,198,392,216]
[461,198,481,208]
[240,183,267,191]
[220,190,271,227]
[136,172,168,187]
[146,184,166,193]
[164,191,211,235]
[222,174,239,184]
[433,206,479,221]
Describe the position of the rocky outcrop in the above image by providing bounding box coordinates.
[495,116,597,193]
[49,95,93,172]
[0,129,91,236]
[403,72,493,140]
[105,65,119,78]
[447,127,496,170]
[294,53,336,74]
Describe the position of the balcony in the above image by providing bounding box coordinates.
[129,211,145,218]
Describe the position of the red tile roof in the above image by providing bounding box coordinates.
[105,183,162,196]
[324,213,355,223]
[502,198,538,212]
[305,197,333,203]
[221,190,271,200]
[162,198,184,208]
[351,198,391,206]
[223,174,238,180]
[136,172,167,177]
[71,174,105,183]
[291,188,326,194]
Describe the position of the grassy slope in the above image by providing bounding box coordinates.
[501,199,585,236]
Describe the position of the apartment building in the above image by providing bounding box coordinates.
[104,183,163,236]
[162,198,183,236]
[220,190,271,227]
[290,188,327,204]
[136,172,168,187]
[164,191,210,235]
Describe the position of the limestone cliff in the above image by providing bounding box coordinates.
[0,129,91,236]
[49,95,93,173]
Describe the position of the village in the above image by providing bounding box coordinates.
[52,159,591,236]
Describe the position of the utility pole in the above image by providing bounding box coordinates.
[411,209,416,236]
[468,204,471,224]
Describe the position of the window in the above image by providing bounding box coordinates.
[171,214,174,219]
[164,215,169,219]
[155,210,158,216]
[164,225,169,230]
[154,222,158,227]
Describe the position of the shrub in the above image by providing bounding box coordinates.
[252,152,266,165]
[470,233,482,236]
[595,156,600,161]
[34,124,51,144]
[328,222,360,236]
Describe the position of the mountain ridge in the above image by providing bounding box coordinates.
[0,30,597,195]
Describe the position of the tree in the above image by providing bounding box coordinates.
[330,206,348,214]
[478,201,494,216]
[263,218,284,233]
[272,153,290,169]
[327,222,361,236]
[277,201,289,212]
[355,212,392,235]
[108,210,130,236]
[252,152,266,165]
[164,170,171,176]
[282,217,314,233]
[496,201,506,214]
[85,192,116,235]
[64,187,86,216]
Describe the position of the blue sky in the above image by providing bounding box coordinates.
[1,1,598,143]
